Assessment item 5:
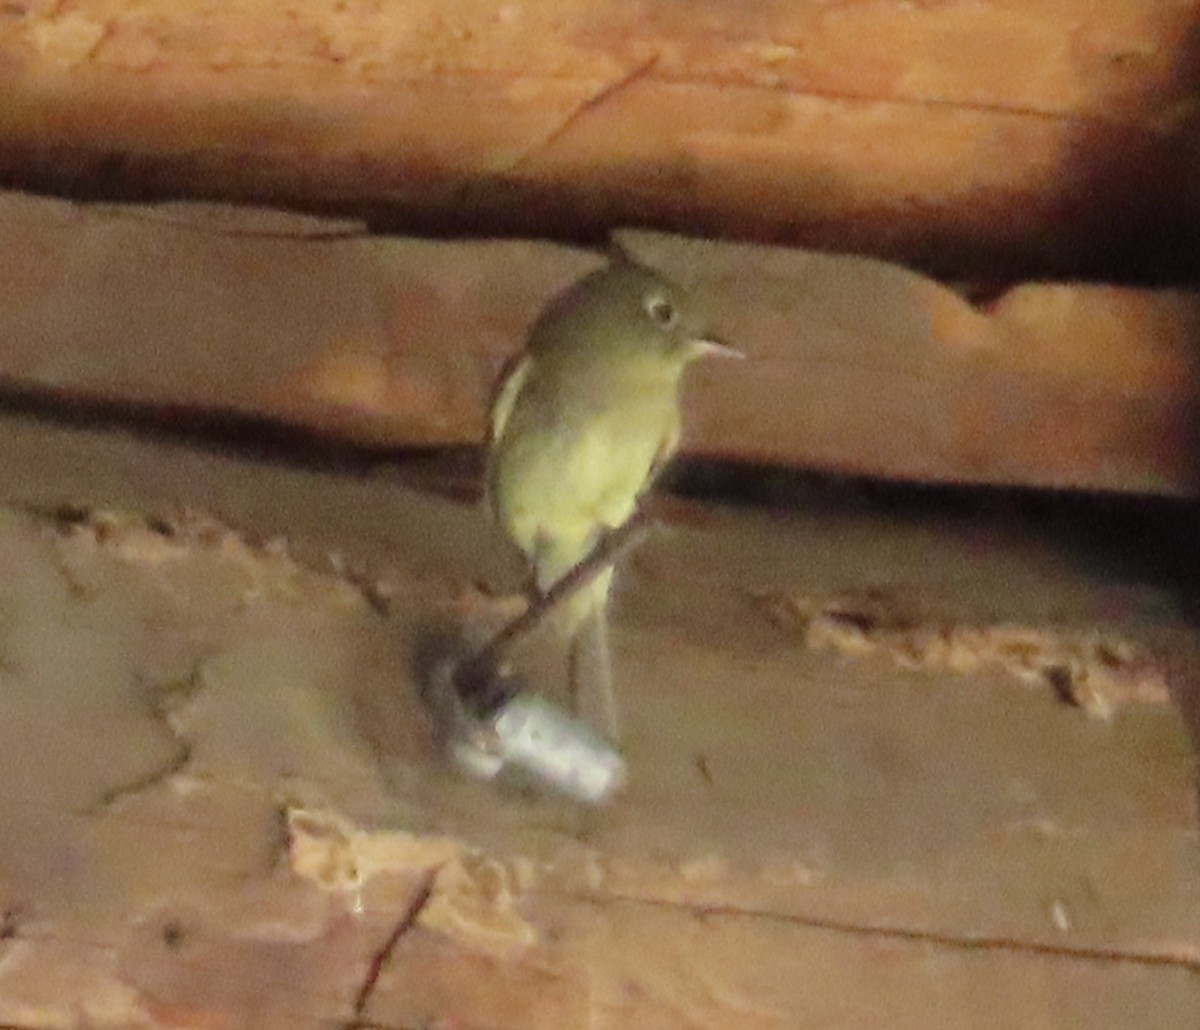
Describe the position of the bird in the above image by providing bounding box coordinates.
[485,256,739,743]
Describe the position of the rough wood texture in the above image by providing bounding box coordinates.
[0,411,1197,1028]
[1,191,1197,495]
[1,1,1198,276]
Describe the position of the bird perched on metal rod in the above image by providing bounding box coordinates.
[485,255,741,743]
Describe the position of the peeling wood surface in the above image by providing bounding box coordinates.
[0,411,1198,1027]
[0,190,1197,496]
[1,1,1198,275]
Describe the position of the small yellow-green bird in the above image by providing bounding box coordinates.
[486,257,739,743]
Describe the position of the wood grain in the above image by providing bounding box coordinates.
[0,412,1197,1028]
[1,191,1197,495]
[1,1,1198,275]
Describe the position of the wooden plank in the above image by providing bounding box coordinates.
[0,411,1197,1027]
[1,191,1196,495]
[1,1,1197,274]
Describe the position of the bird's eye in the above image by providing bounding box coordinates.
[645,295,677,327]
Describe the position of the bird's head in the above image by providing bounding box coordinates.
[529,260,741,373]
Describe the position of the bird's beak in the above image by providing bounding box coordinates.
[688,337,744,360]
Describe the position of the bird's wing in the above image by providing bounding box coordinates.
[487,353,531,446]
[484,353,532,522]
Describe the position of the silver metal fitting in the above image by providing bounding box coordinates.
[422,649,626,805]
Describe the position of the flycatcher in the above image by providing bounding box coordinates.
[486,257,738,742]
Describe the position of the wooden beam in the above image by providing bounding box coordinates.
[1,191,1196,495]
[0,413,1197,1028]
[1,1,1198,275]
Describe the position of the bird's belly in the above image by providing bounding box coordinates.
[493,408,674,563]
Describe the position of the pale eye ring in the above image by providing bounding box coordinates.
[645,294,677,328]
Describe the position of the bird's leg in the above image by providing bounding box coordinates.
[567,568,620,743]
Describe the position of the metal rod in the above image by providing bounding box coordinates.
[453,511,652,702]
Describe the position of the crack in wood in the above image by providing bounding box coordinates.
[343,867,439,1030]
[87,735,193,812]
[504,53,662,175]
[327,63,1113,132]
[553,891,1200,972]
[0,908,20,945]
[642,71,1092,124]
[81,667,202,813]
[333,1021,425,1030]
[336,1013,429,1022]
